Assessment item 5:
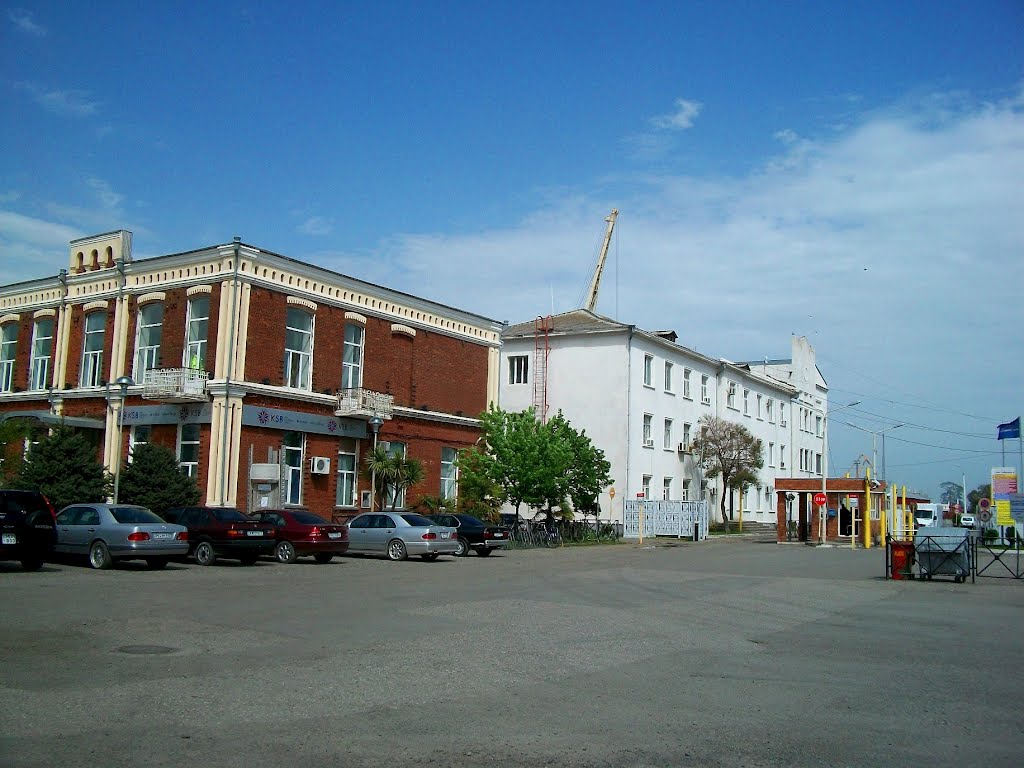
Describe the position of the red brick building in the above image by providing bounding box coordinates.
[0,231,502,519]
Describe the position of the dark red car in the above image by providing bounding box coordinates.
[162,506,276,566]
[249,509,349,564]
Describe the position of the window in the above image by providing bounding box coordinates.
[0,323,16,393]
[815,415,823,437]
[80,312,105,388]
[184,296,210,370]
[129,425,151,463]
[508,355,529,385]
[342,322,364,389]
[682,368,692,399]
[681,479,691,501]
[642,475,651,499]
[682,422,691,448]
[134,303,163,382]
[756,394,762,419]
[284,308,313,389]
[780,445,786,469]
[662,477,672,501]
[642,414,652,445]
[768,442,775,467]
[701,375,710,404]
[178,424,201,478]
[643,354,653,387]
[440,447,458,501]
[727,381,737,409]
[386,441,408,508]
[743,389,750,416]
[663,418,673,450]
[767,398,774,423]
[664,361,673,392]
[29,317,54,390]
[780,403,787,427]
[815,453,822,475]
[336,443,356,507]
[283,431,304,504]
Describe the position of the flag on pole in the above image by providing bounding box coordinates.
[997,417,1020,440]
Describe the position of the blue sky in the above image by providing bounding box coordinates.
[2,1,1023,501]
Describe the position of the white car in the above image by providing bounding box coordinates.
[960,514,977,528]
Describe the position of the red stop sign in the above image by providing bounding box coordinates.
[813,492,827,506]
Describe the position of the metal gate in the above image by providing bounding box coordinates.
[623,500,709,540]
[973,536,1024,580]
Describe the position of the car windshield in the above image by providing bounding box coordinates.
[291,511,328,525]
[455,515,484,526]
[400,514,436,527]
[212,508,250,522]
[110,506,164,524]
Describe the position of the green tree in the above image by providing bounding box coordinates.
[454,447,506,521]
[12,425,111,510]
[967,483,992,515]
[690,415,764,528]
[362,445,425,511]
[548,412,612,519]
[0,416,36,485]
[118,443,200,517]
[939,482,964,506]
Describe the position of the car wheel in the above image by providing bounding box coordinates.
[20,556,44,571]
[455,537,469,557]
[145,557,169,570]
[420,553,440,561]
[194,541,216,566]
[313,553,334,564]
[386,539,408,561]
[88,541,113,570]
[275,540,298,564]
[476,547,493,557]
[239,554,259,566]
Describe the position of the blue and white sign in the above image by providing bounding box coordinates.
[120,403,212,425]
[241,405,367,438]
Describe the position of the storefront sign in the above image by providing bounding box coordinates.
[120,403,212,425]
[241,405,367,438]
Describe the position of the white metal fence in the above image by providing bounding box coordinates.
[623,500,709,540]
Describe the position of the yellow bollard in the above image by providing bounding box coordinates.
[864,469,872,549]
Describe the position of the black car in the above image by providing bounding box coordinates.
[426,513,510,557]
[162,506,275,566]
[0,490,57,571]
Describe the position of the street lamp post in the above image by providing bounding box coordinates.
[819,401,862,544]
[368,415,384,512]
[111,375,134,504]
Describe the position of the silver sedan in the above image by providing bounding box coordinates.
[346,512,458,561]
[55,504,189,570]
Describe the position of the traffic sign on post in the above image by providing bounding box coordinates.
[813,492,827,507]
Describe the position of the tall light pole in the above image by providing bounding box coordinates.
[368,414,384,512]
[819,400,862,544]
[111,375,134,504]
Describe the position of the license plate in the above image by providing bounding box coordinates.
[2,533,16,545]
[493,532,504,538]
[440,531,450,539]
[246,531,264,537]
[328,532,341,539]
[152,532,173,540]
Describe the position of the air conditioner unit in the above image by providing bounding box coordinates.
[701,396,711,405]
[643,439,654,448]
[677,442,689,453]
[310,456,331,475]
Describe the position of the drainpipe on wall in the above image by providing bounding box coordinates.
[218,237,242,506]
[624,325,633,522]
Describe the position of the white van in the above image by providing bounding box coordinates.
[915,503,944,528]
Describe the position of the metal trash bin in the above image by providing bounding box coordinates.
[914,526,971,583]
[889,540,914,580]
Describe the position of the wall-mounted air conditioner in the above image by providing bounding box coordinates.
[310,456,331,475]
[643,439,654,448]
[677,442,690,453]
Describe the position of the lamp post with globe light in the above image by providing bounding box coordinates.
[368,414,384,511]
[111,375,134,504]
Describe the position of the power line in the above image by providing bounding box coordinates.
[825,381,1000,423]
[888,451,1005,469]
[835,411,993,439]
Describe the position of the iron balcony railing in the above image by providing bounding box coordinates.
[142,368,209,402]
[335,387,394,419]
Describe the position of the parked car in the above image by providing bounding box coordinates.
[249,509,349,563]
[960,514,977,529]
[346,512,458,561]
[0,490,57,571]
[54,503,188,569]
[162,506,275,566]
[426,513,510,557]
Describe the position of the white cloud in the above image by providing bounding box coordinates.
[0,211,82,282]
[652,98,703,130]
[16,82,99,117]
[9,8,46,36]
[298,216,334,236]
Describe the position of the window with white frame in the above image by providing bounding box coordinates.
[727,381,737,409]
[178,423,201,478]
[284,308,313,390]
[681,479,691,501]
[508,355,529,385]
[80,312,105,388]
[701,375,710,404]
[342,322,364,389]
[815,452,822,475]
[664,361,673,392]
[780,403,787,427]
[642,475,651,499]
[128,424,151,463]
[768,442,775,467]
[683,368,692,399]
[662,477,672,500]
[756,394,762,419]
[743,389,750,416]
[643,354,653,387]
[1,323,18,393]
[815,415,823,437]
[336,441,357,507]
[642,414,652,445]
[780,445,786,469]
[385,441,408,508]
[440,446,458,501]
[283,431,304,504]
[683,422,692,448]
[29,317,54,391]
[184,296,210,370]
[767,398,774,423]
[134,303,163,382]
[663,418,673,450]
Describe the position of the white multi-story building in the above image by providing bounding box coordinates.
[498,311,828,524]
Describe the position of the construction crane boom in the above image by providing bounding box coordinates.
[583,209,618,312]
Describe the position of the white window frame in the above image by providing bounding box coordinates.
[80,312,105,388]
[134,303,163,383]
[683,422,692,448]
[664,361,673,393]
[508,355,529,385]
[682,368,692,399]
[780,445,786,470]
[663,418,673,450]
[816,415,823,438]
[768,442,775,467]
[129,424,151,464]
[642,475,651,499]
[727,381,737,409]
[342,322,365,390]
[642,414,652,446]
[780,403,787,427]
[283,431,305,505]
[756,394,762,419]
[743,389,750,416]
[767,398,774,424]
[662,477,672,501]
[184,296,210,370]
[643,354,653,387]
[440,446,458,501]
[177,423,201,478]
[1,323,18,393]
[284,308,314,390]
[336,444,357,507]
[681,479,691,501]
[815,452,822,475]
[29,317,54,391]
[701,375,710,404]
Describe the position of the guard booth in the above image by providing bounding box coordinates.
[774,477,894,546]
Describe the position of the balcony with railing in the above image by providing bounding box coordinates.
[335,388,394,420]
[142,368,209,402]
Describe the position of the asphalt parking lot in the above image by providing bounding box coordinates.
[2,538,1022,768]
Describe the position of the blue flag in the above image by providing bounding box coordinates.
[997,417,1020,440]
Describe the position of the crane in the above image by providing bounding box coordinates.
[582,209,618,312]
